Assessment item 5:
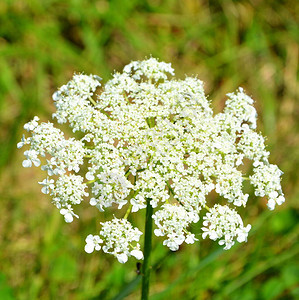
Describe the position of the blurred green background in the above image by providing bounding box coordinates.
[0,0,298,299]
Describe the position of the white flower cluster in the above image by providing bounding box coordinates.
[18,117,86,175]
[202,204,251,250]
[85,218,143,263]
[153,204,199,251]
[123,57,174,82]
[18,115,88,222]
[250,162,285,210]
[19,58,284,262]
[52,74,101,132]
[38,174,88,222]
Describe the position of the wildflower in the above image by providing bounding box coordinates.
[84,234,103,253]
[38,178,55,194]
[202,204,251,250]
[98,218,143,263]
[153,204,199,251]
[250,163,285,210]
[60,205,79,223]
[19,58,284,261]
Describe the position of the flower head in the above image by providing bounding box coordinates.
[153,204,199,251]
[202,204,251,250]
[99,218,143,263]
[84,234,103,253]
[19,58,284,262]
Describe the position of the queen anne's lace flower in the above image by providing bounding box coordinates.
[202,204,251,250]
[84,234,103,253]
[123,57,174,82]
[153,204,199,251]
[52,74,101,132]
[98,218,143,263]
[225,87,257,129]
[19,58,284,262]
[38,178,55,194]
[250,162,285,210]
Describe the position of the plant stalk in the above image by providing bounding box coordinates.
[141,198,153,300]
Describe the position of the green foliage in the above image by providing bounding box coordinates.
[0,0,298,299]
[0,273,15,300]
[50,254,78,282]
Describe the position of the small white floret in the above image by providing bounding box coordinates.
[117,253,128,264]
[131,250,144,260]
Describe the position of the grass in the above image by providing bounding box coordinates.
[0,0,298,299]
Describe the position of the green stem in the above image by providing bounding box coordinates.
[88,96,97,106]
[85,179,97,185]
[124,205,132,219]
[141,198,153,300]
[204,205,210,211]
